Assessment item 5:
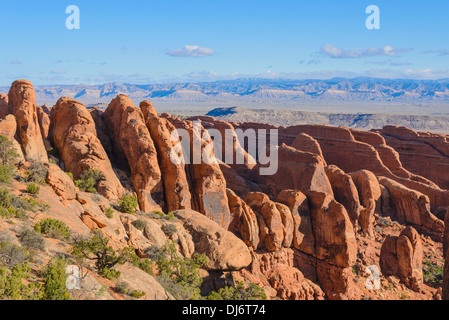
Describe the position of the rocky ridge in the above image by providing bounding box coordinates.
[0,79,447,300]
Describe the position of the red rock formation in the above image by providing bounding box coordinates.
[103,95,164,212]
[378,176,444,240]
[226,189,259,249]
[50,97,124,201]
[277,189,315,255]
[267,264,324,300]
[162,114,231,229]
[325,165,362,229]
[8,80,47,162]
[45,162,77,200]
[187,115,256,175]
[291,133,325,162]
[0,114,24,161]
[305,190,357,267]
[253,143,333,198]
[244,192,285,251]
[379,125,449,190]
[0,93,8,119]
[140,101,192,211]
[380,226,423,292]
[234,122,449,210]
[239,248,325,300]
[173,209,252,271]
[36,105,50,140]
[442,215,449,298]
[350,170,381,210]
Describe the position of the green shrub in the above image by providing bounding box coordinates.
[26,183,40,196]
[0,262,43,300]
[0,188,32,219]
[47,148,60,158]
[166,211,175,220]
[19,228,45,251]
[99,267,121,280]
[65,172,73,181]
[34,218,71,240]
[162,224,177,236]
[0,135,19,167]
[118,195,138,214]
[42,257,71,300]
[133,219,147,231]
[423,260,444,285]
[131,290,146,298]
[74,168,103,193]
[105,207,114,219]
[137,258,154,275]
[150,241,208,300]
[0,165,13,183]
[25,162,48,185]
[115,281,129,294]
[70,231,129,280]
[207,282,267,300]
[0,241,30,268]
[145,244,166,261]
[92,194,103,202]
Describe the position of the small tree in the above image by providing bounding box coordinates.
[74,168,104,193]
[42,257,71,300]
[70,231,129,280]
[0,135,19,167]
[25,162,48,185]
[26,183,40,196]
[118,195,138,214]
[34,218,71,240]
[0,135,19,183]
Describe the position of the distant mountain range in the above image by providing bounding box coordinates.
[206,106,449,132]
[2,77,449,106]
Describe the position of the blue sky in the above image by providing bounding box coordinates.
[1,0,448,85]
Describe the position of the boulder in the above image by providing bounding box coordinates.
[173,209,252,271]
[45,162,76,200]
[267,264,324,300]
[379,226,423,292]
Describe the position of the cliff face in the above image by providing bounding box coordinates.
[0,79,446,300]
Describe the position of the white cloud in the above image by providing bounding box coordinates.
[422,49,449,56]
[320,44,411,58]
[166,45,215,57]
